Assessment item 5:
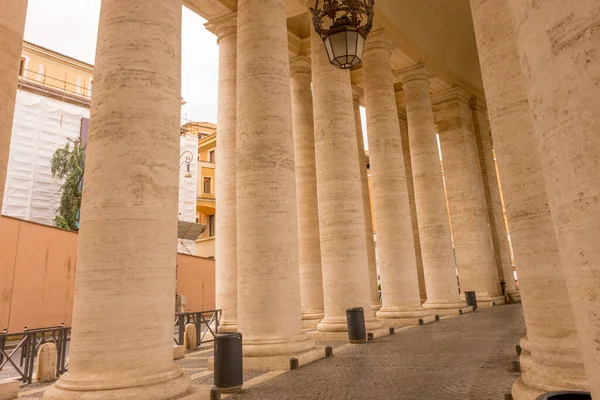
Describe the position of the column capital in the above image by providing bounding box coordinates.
[352,85,364,106]
[395,64,433,86]
[430,87,472,106]
[364,29,395,56]
[289,55,311,76]
[204,12,237,44]
[469,96,488,113]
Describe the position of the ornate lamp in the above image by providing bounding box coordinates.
[310,0,375,69]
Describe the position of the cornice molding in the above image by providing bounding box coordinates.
[430,87,472,106]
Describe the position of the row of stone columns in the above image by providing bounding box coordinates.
[469,0,599,397]
[0,0,597,398]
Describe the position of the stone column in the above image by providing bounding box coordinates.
[289,55,325,328]
[351,86,381,312]
[0,0,27,212]
[362,30,425,320]
[469,0,588,397]
[432,88,504,307]
[44,1,192,399]
[311,29,380,332]
[470,98,519,302]
[205,13,238,333]
[396,104,428,303]
[397,66,465,311]
[507,0,600,396]
[236,0,314,357]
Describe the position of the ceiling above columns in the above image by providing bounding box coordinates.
[185,0,484,98]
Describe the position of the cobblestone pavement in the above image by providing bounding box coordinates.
[230,304,525,400]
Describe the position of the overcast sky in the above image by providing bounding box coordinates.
[23,0,369,147]
[23,0,219,124]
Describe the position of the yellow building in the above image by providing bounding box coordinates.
[18,41,93,105]
[181,121,217,258]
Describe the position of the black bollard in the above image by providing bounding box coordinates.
[346,307,367,344]
[516,344,522,357]
[210,386,221,400]
[367,332,374,341]
[290,358,299,370]
[389,327,395,335]
[465,291,478,310]
[535,392,591,400]
[214,332,243,393]
[325,346,333,357]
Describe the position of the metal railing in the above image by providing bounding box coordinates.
[0,326,70,383]
[19,68,92,99]
[174,310,221,348]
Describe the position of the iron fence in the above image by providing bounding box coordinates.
[0,325,70,383]
[174,310,221,348]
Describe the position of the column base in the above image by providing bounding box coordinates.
[512,347,589,399]
[44,367,191,400]
[301,311,324,329]
[376,306,431,319]
[307,326,391,342]
[463,292,505,307]
[218,321,238,333]
[371,302,382,312]
[507,289,521,303]
[242,333,315,357]
[317,314,382,332]
[422,299,467,310]
[208,346,327,371]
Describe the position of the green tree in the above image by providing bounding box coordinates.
[51,138,85,231]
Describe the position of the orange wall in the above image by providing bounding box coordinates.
[0,215,215,333]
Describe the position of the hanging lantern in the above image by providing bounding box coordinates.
[310,0,375,69]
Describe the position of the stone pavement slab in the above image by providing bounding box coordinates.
[228,304,526,400]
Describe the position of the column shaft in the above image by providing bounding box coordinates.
[311,30,379,332]
[351,88,381,312]
[45,1,191,399]
[290,56,324,327]
[362,31,424,319]
[398,66,465,310]
[508,0,600,396]
[432,89,504,306]
[469,0,588,396]
[236,0,313,356]
[397,110,427,303]
[470,101,519,301]
[206,14,238,333]
[0,0,27,212]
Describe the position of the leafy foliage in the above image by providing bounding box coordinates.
[51,139,85,231]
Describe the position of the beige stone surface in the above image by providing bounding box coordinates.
[396,110,428,303]
[36,343,57,382]
[351,87,381,312]
[43,1,191,399]
[0,0,27,212]
[469,0,588,396]
[310,29,380,333]
[236,0,313,357]
[290,55,325,326]
[0,379,19,400]
[397,66,465,311]
[507,0,600,396]
[362,30,425,319]
[432,88,504,306]
[470,99,519,301]
[184,323,198,350]
[205,13,238,334]
[173,345,185,361]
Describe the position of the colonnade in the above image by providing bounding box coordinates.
[0,0,598,398]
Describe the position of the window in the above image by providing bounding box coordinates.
[208,150,215,163]
[208,214,215,237]
[19,58,25,76]
[203,177,212,194]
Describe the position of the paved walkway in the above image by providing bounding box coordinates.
[230,304,525,400]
